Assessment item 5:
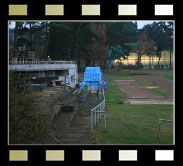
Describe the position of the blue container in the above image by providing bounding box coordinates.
[81,67,106,90]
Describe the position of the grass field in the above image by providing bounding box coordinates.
[94,70,173,144]
[164,75,173,80]
[105,83,125,104]
[94,103,173,144]
[104,69,173,77]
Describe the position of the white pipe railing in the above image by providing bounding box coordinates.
[158,119,173,139]
[90,89,106,131]
[9,60,77,65]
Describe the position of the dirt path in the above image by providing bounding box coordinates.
[133,75,173,94]
[114,80,173,104]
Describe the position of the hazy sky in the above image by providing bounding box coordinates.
[9,21,154,29]
[137,21,154,29]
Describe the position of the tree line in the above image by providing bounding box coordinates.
[10,21,173,70]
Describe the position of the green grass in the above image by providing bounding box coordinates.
[93,71,173,144]
[105,83,125,104]
[164,75,173,80]
[104,69,173,76]
[94,104,173,144]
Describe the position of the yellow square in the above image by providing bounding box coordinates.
[9,5,27,16]
[9,150,28,161]
[82,150,101,161]
[45,5,64,15]
[46,150,64,161]
[82,5,100,15]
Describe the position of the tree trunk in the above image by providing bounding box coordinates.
[44,22,49,60]
[29,23,32,51]
[157,52,161,68]
[137,54,141,70]
[103,60,107,71]
[169,48,172,69]
[21,24,24,52]
[92,60,95,67]
[13,22,18,56]
[77,44,81,72]
[107,60,111,72]
[85,59,90,67]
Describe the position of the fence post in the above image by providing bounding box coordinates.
[91,111,93,131]
[94,109,97,126]
[158,119,160,138]
[97,107,99,123]
[99,105,102,119]
[104,112,106,130]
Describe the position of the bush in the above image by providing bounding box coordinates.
[9,72,50,144]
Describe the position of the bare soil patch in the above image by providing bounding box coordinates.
[133,75,173,94]
[114,80,173,104]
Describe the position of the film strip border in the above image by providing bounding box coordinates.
[7,149,176,162]
[7,4,174,16]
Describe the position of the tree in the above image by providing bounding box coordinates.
[133,32,149,70]
[142,22,172,68]
[47,22,104,69]
[165,22,173,69]
[104,22,138,69]
[107,45,129,70]
[143,40,157,69]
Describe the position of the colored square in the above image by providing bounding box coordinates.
[155,150,174,161]
[9,5,27,16]
[82,150,101,161]
[155,5,173,15]
[82,5,100,15]
[9,150,28,161]
[46,150,64,161]
[45,5,64,15]
[118,5,137,15]
[119,150,137,161]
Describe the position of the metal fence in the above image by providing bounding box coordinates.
[158,119,173,139]
[90,89,106,131]
[9,60,77,65]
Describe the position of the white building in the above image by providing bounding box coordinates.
[9,61,78,88]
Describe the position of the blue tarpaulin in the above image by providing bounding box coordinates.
[80,67,107,90]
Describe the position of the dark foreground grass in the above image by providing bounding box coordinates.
[94,104,173,144]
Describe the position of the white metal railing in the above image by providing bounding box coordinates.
[158,119,173,139]
[90,89,106,131]
[9,60,77,65]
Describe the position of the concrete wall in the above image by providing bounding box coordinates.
[9,63,77,71]
[9,63,78,88]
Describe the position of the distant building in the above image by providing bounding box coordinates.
[115,50,174,69]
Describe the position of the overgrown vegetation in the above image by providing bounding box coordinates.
[9,72,50,144]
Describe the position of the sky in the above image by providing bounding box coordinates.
[137,21,154,29]
[9,21,154,29]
